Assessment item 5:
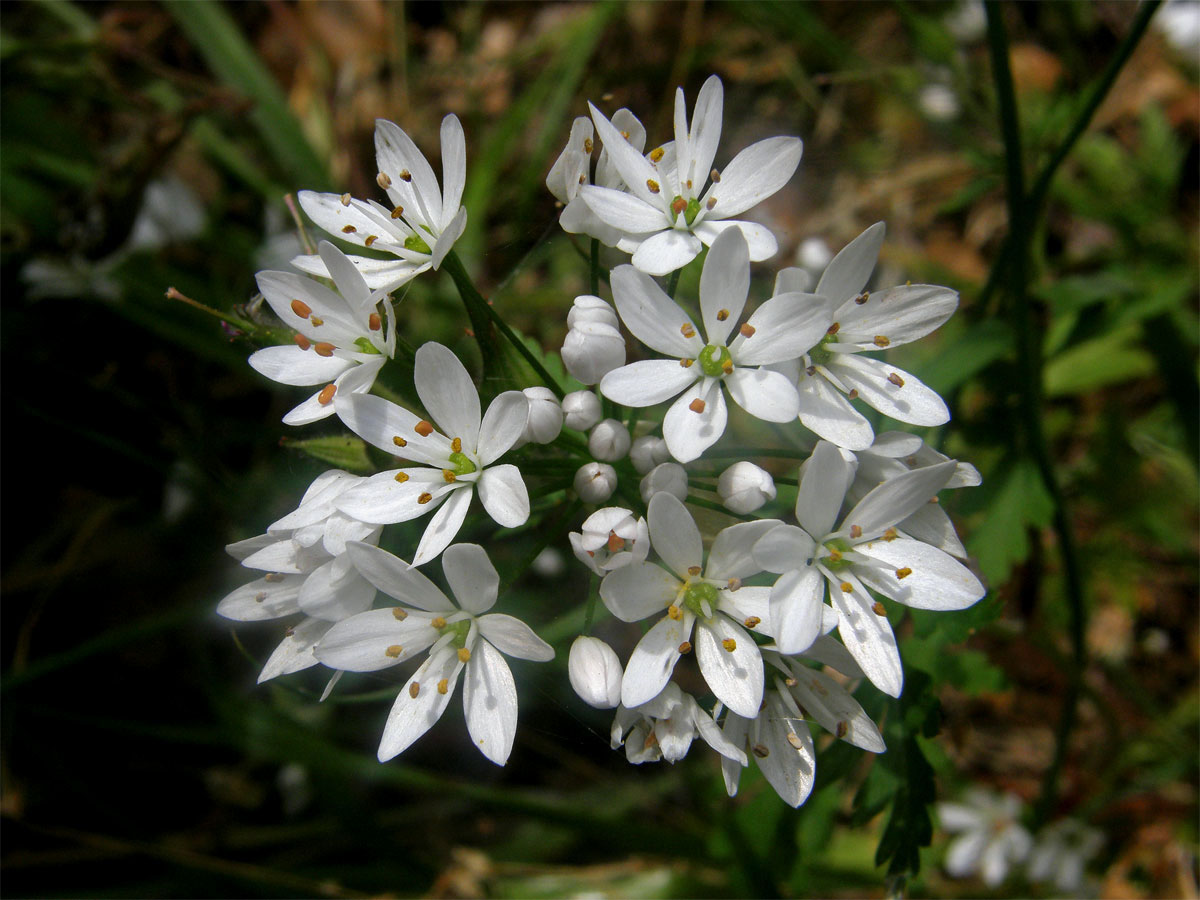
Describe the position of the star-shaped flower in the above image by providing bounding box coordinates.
[578,74,803,275]
[315,542,553,765]
[335,342,530,566]
[938,789,1033,887]
[599,227,831,462]
[610,681,747,766]
[294,115,468,291]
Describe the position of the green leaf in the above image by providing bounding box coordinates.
[1043,325,1155,396]
[916,319,1012,393]
[967,459,1054,585]
[281,435,374,473]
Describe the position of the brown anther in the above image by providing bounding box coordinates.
[739,323,756,338]
[390,205,404,219]
[689,398,706,414]
[364,235,378,247]
[429,616,446,630]
[644,731,658,750]
[679,358,694,368]
[254,592,267,602]
[385,644,403,658]
[340,192,352,206]
[671,196,687,216]
[291,299,312,318]
[442,470,456,483]
[607,531,625,552]
[649,147,665,162]
[836,721,848,739]
[293,334,311,351]
[584,138,594,153]
[680,323,696,338]
[285,627,295,637]
[752,743,770,759]
[805,365,817,377]
[341,225,357,234]
[827,549,843,562]
[706,196,717,210]
[840,582,853,593]
[687,565,702,576]
[418,492,433,504]
[620,130,630,140]
[377,172,392,189]
[849,525,863,538]
[450,437,462,453]
[369,312,382,331]
[786,733,805,750]
[437,678,449,694]
[721,360,733,375]
[872,601,887,616]
[827,322,840,335]
[744,616,761,629]
[317,383,337,405]
[722,638,737,652]
[578,174,586,185]
[855,291,870,305]
[415,420,434,437]
[710,168,721,183]
[685,179,692,189]
[393,435,408,448]
[314,342,335,357]
[678,641,692,654]
[667,605,683,621]
[895,567,913,579]
[398,169,412,182]
[930,496,940,504]
[716,309,730,321]
[883,527,898,541]
[310,316,324,327]
[264,573,285,582]
[392,607,408,620]
[727,577,742,591]
[409,682,420,698]
[873,335,890,348]
[457,647,471,663]
[886,372,905,388]
[847,389,859,399]
[394,472,409,483]
[646,178,660,193]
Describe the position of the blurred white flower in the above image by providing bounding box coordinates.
[1027,818,1105,894]
[611,682,746,765]
[938,789,1032,887]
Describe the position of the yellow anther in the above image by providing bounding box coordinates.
[848,389,859,399]
[578,174,586,185]
[365,234,378,247]
[450,437,462,453]
[739,323,756,338]
[415,420,434,437]
[418,492,433,504]
[377,172,392,189]
[646,179,660,193]
[340,192,352,206]
[431,616,447,629]
[314,342,335,357]
[293,334,311,351]
[393,471,408,485]
[883,527,898,541]
[437,678,449,694]
[689,398,706,414]
[398,169,412,182]
[849,525,863,539]
[685,179,692,189]
[888,372,905,387]
[284,627,295,636]
[317,384,337,405]
[310,316,324,327]
[687,565,702,576]
[409,682,420,698]
[872,602,887,618]
[785,676,798,687]
[873,335,891,348]
[744,616,761,629]
[721,360,733,375]
[392,607,408,620]
[390,205,404,219]
[716,309,729,321]
[442,470,456,483]
[840,582,853,593]
[827,322,840,335]
[678,641,692,654]
[457,647,471,663]
[679,358,694,368]
[264,573,285,582]
[649,147,665,162]
[827,548,842,562]
[291,299,312,318]
[620,130,630,140]
[393,435,407,448]
[583,138,594,153]
[680,323,696,338]
[786,732,805,750]
[254,592,267,602]
[710,168,721,183]
[667,605,683,621]
[836,721,848,739]
[341,225,357,234]
[369,312,382,331]
[727,577,742,591]
[706,196,716,210]
[856,292,870,305]
[895,567,912,579]
[722,638,737,652]
[385,644,403,658]
[752,743,769,759]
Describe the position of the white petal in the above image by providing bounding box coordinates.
[840,460,956,536]
[829,355,950,427]
[770,567,826,654]
[337,469,450,525]
[855,539,985,610]
[620,613,691,709]
[476,391,528,465]
[816,222,884,303]
[725,367,800,423]
[600,562,680,623]
[258,618,331,683]
[706,519,782,581]
[587,103,665,207]
[318,241,373,319]
[281,390,339,426]
[464,639,518,765]
[704,137,803,219]
[937,802,986,833]
[631,228,703,276]
[477,465,529,528]
[796,441,854,539]
[600,359,698,407]
[720,714,751,796]
[804,634,867,678]
[609,265,703,358]
[579,185,666,233]
[377,648,461,761]
[753,524,817,573]
[345,541,455,611]
[291,252,429,292]
[217,575,303,621]
[836,283,958,347]
[297,561,375,621]
[374,118,443,227]
[699,227,749,346]
[790,667,885,752]
[662,379,727,463]
[687,74,724,192]
[692,219,779,261]
[830,572,903,697]
[441,543,498,614]
[899,504,967,558]
[438,114,467,229]
[411,485,474,567]
[478,614,554,662]
[647,492,702,579]
[297,192,406,253]
[249,346,353,386]
[415,342,480,449]
[945,831,989,877]
[314,607,439,670]
[337,393,451,464]
[795,374,876,450]
[431,206,467,270]
[695,617,763,718]
[754,692,815,808]
[731,293,832,365]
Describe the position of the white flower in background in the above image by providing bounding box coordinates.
[611,682,747,766]
[629,435,671,474]
[938,789,1033,887]
[599,492,778,717]
[547,111,648,248]
[250,241,396,425]
[315,542,553,765]
[795,236,832,281]
[1156,0,1200,58]
[600,228,831,462]
[568,507,649,576]
[639,461,688,503]
[587,418,631,462]
[335,342,530,566]
[773,222,959,450]
[919,82,961,122]
[562,295,627,385]
[217,471,381,684]
[580,74,804,275]
[568,636,624,708]
[518,386,562,445]
[718,461,776,514]
[754,441,985,693]
[1027,819,1105,894]
[562,389,603,431]
[945,0,986,42]
[721,650,885,808]
[574,461,617,503]
[294,115,468,290]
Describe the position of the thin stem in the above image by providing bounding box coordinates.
[666,269,681,299]
[165,286,260,335]
[700,446,813,461]
[581,574,601,636]
[589,238,600,297]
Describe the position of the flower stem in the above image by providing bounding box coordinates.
[589,238,600,297]
[666,269,681,299]
[165,286,262,336]
[581,575,601,636]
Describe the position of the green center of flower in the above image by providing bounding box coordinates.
[822,538,853,571]
[404,233,432,254]
[681,581,719,618]
[353,337,382,354]
[807,331,839,368]
[439,618,471,647]
[448,451,477,476]
[697,343,732,377]
[669,195,702,226]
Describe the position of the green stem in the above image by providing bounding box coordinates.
[666,269,681,299]
[165,287,261,336]
[582,575,601,636]
[700,446,813,461]
[589,238,600,297]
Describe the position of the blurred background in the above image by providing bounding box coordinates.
[2,1,1197,897]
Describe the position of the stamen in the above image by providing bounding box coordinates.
[291,299,312,318]
[398,169,412,182]
[687,565,702,576]
[847,389,859,399]
[671,196,687,216]
[827,549,843,562]
[415,420,434,437]
[705,196,716,210]
[285,627,295,637]
[264,573,285,582]
[649,147,664,162]
[873,335,890,348]
[689,398,706,413]
[314,342,335,357]
[254,592,267,602]
[584,138,594,153]
[578,174,586,185]
[418,492,433,504]
[888,372,904,387]
[895,567,912,579]
[739,323,756,338]
[457,647,471,663]
[341,225,356,234]
[409,682,420,698]
[293,334,311,351]
[827,322,840,335]
[786,733,805,750]
[840,582,853,593]
[317,384,337,405]
[364,235,378,247]
[377,172,392,189]
[849,525,863,538]
[394,472,409,483]
[805,365,817,377]
[836,721,848,739]
[392,608,408,620]
[437,678,449,694]
[678,641,692,654]
[646,179,660,194]
[721,360,733,375]
[390,206,404,219]
[785,677,798,687]
[607,531,625,552]
[442,470,456,483]
[722,638,737,652]
[685,179,692,189]
[679,358,694,368]
[667,605,682,621]
[752,744,769,758]
[385,644,403,658]
[883,528,898,541]
[744,616,761,629]
[431,616,447,629]
[393,436,408,448]
[620,130,630,140]
[369,312,382,331]
[726,577,742,591]
[340,193,352,206]
[710,168,721,183]
[680,323,696,338]
[451,437,462,453]
[310,316,324,327]
[855,291,870,305]
[716,309,729,321]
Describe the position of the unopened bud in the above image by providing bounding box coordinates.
[562,390,603,431]
[718,461,776,514]
[588,418,631,462]
[574,462,618,503]
[568,636,623,709]
[520,386,563,445]
[629,435,671,475]
[562,318,625,385]
[640,462,688,504]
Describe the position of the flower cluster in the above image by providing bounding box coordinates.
[219,75,987,806]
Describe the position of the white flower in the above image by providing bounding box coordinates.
[938,789,1033,887]
[1027,819,1104,894]
[718,461,776,514]
[249,242,396,425]
[629,435,671,474]
[754,441,985,694]
[639,461,688,504]
[315,542,553,765]
[599,492,778,717]
[568,636,623,709]
[574,461,617,503]
[568,506,649,576]
[293,115,468,290]
[335,342,530,566]
[774,222,959,450]
[720,650,885,808]
[600,228,831,462]
[562,389,602,431]
[562,295,627,385]
[519,386,562,445]
[587,418,631,462]
[611,682,746,765]
[580,75,803,275]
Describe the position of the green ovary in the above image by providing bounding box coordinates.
[698,344,732,377]
[404,233,432,254]
[822,538,853,571]
[441,619,471,647]
[448,451,477,476]
[681,581,719,618]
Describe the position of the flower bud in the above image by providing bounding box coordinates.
[629,435,671,474]
[588,418,631,462]
[574,462,617,503]
[640,462,688,503]
[718,461,777,513]
[569,507,649,574]
[520,386,563,444]
[566,295,619,330]
[562,322,626,385]
[562,390,602,431]
[568,636,622,709]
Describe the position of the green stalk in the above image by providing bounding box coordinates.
[589,238,601,297]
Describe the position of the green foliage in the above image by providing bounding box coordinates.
[967,459,1055,586]
[281,435,375,473]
